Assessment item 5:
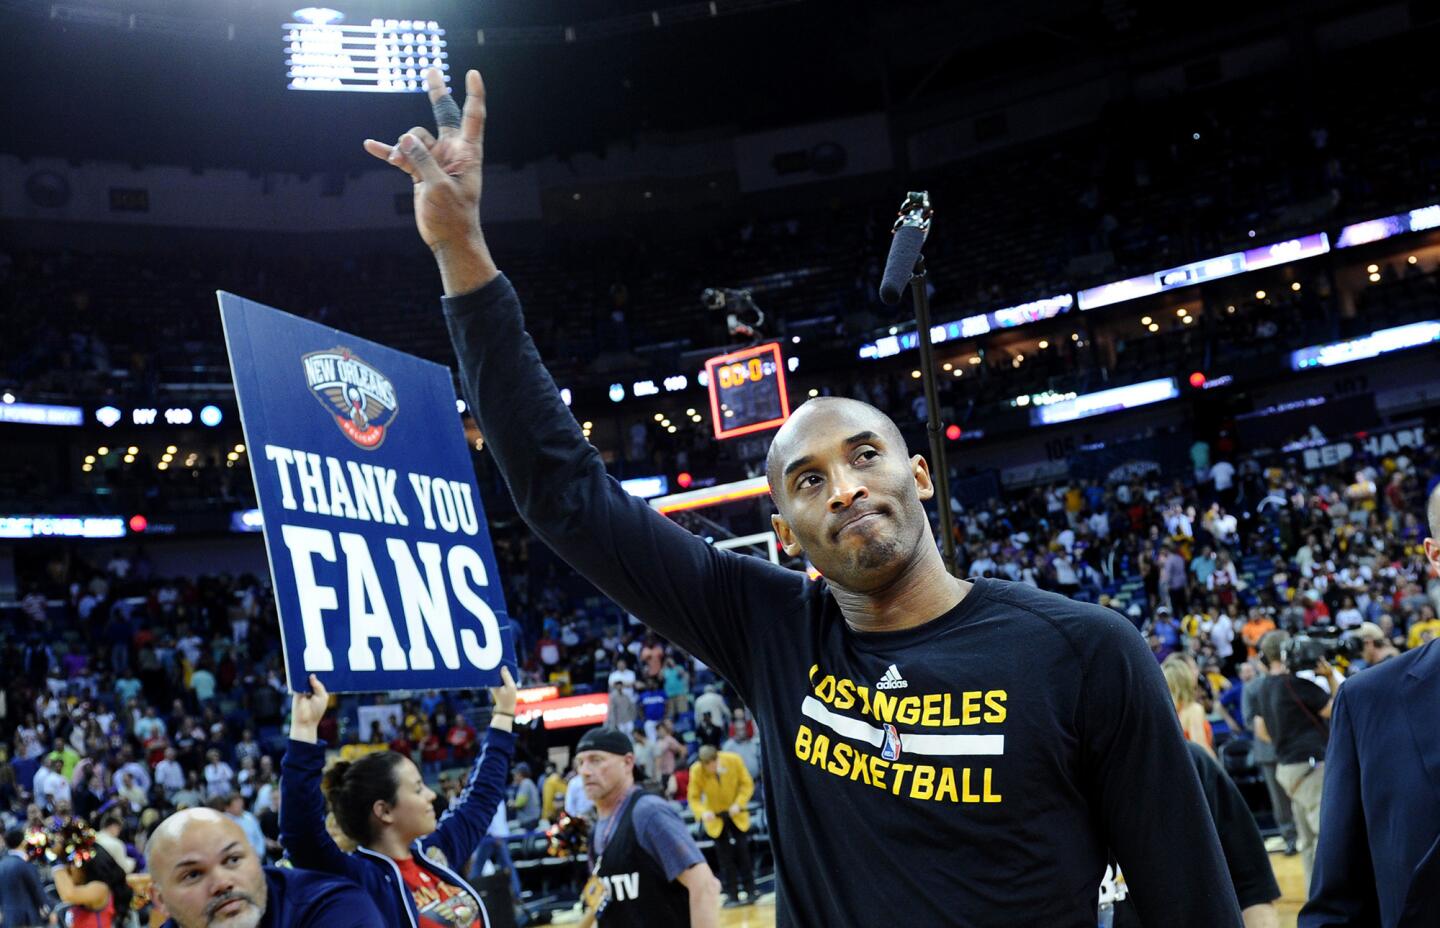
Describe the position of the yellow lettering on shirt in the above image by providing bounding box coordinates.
[910,764,934,800]
[961,691,982,725]
[795,669,1008,806]
[921,694,942,727]
[984,690,1007,724]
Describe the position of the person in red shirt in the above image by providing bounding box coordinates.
[446,714,477,766]
[45,822,133,928]
[418,723,444,779]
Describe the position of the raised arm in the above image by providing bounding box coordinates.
[279,675,370,882]
[424,668,518,866]
[364,69,804,696]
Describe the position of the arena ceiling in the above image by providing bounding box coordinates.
[0,0,1385,172]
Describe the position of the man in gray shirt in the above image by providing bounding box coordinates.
[510,763,542,830]
[1245,631,1296,855]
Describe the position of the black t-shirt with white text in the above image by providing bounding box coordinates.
[443,274,1241,928]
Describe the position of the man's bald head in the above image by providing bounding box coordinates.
[149,808,266,928]
[148,808,244,876]
[764,396,938,589]
[1429,483,1440,540]
[765,397,908,498]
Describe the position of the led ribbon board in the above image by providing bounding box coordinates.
[1077,234,1330,311]
[858,295,1073,360]
[1030,377,1180,426]
[1336,203,1440,247]
[1289,320,1440,370]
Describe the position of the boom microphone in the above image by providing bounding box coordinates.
[878,191,932,305]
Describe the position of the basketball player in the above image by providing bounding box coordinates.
[361,68,1241,927]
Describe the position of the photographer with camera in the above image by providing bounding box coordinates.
[1252,634,1344,885]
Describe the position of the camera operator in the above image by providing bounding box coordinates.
[1352,622,1399,667]
[1253,636,1343,884]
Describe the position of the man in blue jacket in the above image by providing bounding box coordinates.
[0,826,50,928]
[1301,486,1440,928]
[149,808,386,928]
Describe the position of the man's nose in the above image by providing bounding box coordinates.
[828,483,868,511]
[208,873,236,899]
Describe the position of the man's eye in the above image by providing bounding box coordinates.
[183,871,200,882]
[856,449,879,462]
[798,474,821,489]
[226,855,242,865]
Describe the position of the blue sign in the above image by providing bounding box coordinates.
[219,292,514,693]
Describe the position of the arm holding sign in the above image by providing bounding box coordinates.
[365,70,803,700]
[422,668,518,869]
[280,675,373,884]
[282,672,517,879]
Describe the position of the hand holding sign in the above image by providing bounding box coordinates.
[290,673,329,744]
[489,666,518,715]
[363,68,497,296]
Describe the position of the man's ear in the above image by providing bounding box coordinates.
[150,884,168,917]
[771,512,805,558]
[1425,537,1439,575]
[911,454,934,501]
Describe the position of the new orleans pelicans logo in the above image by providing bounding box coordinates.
[302,348,399,449]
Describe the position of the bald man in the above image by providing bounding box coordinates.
[148,808,384,928]
[367,67,1240,927]
[1303,485,1440,927]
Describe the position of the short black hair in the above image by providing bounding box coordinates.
[4,826,25,850]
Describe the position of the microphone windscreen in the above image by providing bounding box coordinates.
[879,224,925,305]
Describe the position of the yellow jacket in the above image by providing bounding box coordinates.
[687,751,754,838]
[541,773,566,822]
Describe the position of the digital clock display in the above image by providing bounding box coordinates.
[704,342,791,440]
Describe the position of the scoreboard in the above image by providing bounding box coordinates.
[285,15,448,93]
[704,342,791,440]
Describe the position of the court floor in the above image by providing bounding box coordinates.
[708,851,1307,927]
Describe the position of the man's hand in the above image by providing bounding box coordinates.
[364,68,498,296]
[701,811,716,824]
[727,804,742,818]
[289,673,328,744]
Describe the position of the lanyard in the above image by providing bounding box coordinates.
[590,786,639,875]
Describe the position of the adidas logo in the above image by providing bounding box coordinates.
[875,664,908,690]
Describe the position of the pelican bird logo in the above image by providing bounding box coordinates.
[301,347,399,449]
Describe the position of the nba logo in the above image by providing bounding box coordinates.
[881,723,902,761]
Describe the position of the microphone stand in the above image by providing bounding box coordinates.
[894,192,958,576]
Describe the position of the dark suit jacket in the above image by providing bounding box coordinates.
[0,852,49,928]
[1301,640,1440,927]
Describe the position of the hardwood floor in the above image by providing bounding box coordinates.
[711,851,1309,927]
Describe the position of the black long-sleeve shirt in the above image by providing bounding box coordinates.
[443,273,1242,927]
